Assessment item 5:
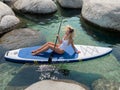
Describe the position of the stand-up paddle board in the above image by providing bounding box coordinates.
[4,45,112,64]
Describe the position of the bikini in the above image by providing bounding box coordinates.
[59,38,69,51]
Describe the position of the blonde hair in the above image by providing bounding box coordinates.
[65,25,75,45]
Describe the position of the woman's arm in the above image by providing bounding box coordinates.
[71,40,80,54]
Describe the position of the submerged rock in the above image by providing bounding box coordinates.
[13,0,57,14]
[58,0,82,8]
[0,28,46,49]
[92,79,120,90]
[25,80,89,90]
[0,1,20,35]
[82,0,120,32]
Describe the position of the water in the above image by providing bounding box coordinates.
[0,7,120,90]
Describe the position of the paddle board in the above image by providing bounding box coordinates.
[4,45,112,63]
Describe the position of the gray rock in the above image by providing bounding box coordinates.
[13,0,57,14]
[0,1,14,19]
[82,0,120,32]
[58,0,82,8]
[2,0,17,5]
[0,1,20,35]
[0,28,46,50]
[0,15,20,31]
[92,79,120,90]
[25,80,89,90]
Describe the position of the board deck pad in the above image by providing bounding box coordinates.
[18,45,78,61]
[4,45,112,63]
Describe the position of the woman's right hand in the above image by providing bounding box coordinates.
[56,35,59,38]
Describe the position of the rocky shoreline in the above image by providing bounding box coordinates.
[0,0,120,37]
[0,0,120,58]
[0,0,83,50]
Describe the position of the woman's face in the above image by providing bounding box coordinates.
[65,28,70,35]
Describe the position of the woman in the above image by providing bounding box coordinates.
[32,25,80,55]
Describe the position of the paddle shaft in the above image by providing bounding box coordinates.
[53,18,63,51]
[48,18,63,63]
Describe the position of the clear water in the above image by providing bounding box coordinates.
[0,8,120,90]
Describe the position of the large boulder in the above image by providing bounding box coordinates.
[0,28,46,50]
[82,0,120,32]
[0,1,20,35]
[25,80,89,90]
[0,15,20,31]
[2,0,17,6]
[13,0,57,14]
[58,0,82,8]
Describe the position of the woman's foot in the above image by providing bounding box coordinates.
[31,50,37,53]
[32,51,39,56]
[32,52,37,56]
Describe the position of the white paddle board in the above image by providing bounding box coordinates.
[4,45,112,63]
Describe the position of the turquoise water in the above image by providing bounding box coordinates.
[0,8,120,90]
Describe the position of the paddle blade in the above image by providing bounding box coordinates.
[48,53,53,64]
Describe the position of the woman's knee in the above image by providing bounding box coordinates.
[48,42,54,45]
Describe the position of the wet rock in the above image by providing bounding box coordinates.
[0,28,46,50]
[58,0,82,8]
[2,0,17,3]
[82,0,120,32]
[13,0,57,14]
[92,79,120,90]
[25,80,89,90]
[0,15,20,31]
[0,1,20,35]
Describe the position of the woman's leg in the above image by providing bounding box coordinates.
[32,44,51,55]
[32,42,57,53]
[32,44,63,55]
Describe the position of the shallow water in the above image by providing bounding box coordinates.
[0,8,120,90]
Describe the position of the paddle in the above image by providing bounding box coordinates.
[48,17,63,64]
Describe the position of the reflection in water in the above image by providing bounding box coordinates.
[80,16,120,45]
[37,65,70,80]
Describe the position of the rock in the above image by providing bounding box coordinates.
[0,1,20,35]
[0,1,14,19]
[0,28,46,49]
[2,0,17,6]
[82,0,120,32]
[25,80,89,90]
[0,15,20,31]
[58,0,82,8]
[2,0,16,3]
[13,0,57,14]
[92,79,120,90]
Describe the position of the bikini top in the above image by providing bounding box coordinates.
[59,38,69,50]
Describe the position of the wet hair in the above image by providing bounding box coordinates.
[69,28,74,33]
[65,25,74,33]
[65,25,75,45]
